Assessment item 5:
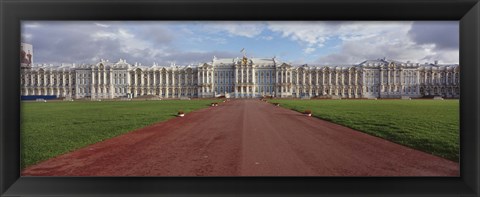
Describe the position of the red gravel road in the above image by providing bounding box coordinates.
[22,99,459,176]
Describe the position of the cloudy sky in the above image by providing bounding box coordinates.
[21,21,459,66]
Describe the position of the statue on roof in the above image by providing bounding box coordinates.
[242,56,248,65]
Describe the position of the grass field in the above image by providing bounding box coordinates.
[271,99,459,162]
[21,99,218,169]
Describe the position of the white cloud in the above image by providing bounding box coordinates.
[303,47,316,54]
[262,36,273,40]
[24,23,41,28]
[22,33,32,42]
[204,22,264,38]
[94,23,110,28]
[267,21,414,58]
[316,28,458,64]
[92,31,117,39]
[22,21,458,66]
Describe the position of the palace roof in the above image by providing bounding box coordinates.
[27,57,459,71]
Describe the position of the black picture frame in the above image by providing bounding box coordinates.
[1,0,479,196]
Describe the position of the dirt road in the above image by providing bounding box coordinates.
[22,99,459,176]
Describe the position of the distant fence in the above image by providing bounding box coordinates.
[21,95,57,100]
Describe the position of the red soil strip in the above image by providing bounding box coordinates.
[22,100,459,176]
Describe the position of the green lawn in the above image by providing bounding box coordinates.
[271,99,459,162]
[21,99,217,169]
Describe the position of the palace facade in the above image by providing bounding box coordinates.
[20,56,460,99]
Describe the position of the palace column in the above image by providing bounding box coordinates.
[151,71,155,95]
[160,71,164,97]
[380,69,384,93]
[400,69,404,94]
[302,71,305,86]
[274,70,278,97]
[172,71,177,98]
[199,70,204,98]
[333,71,337,86]
[55,72,59,95]
[146,71,150,95]
[334,70,338,94]
[423,72,428,92]
[203,69,206,85]
[131,70,138,98]
[417,71,421,95]
[361,70,366,96]
[245,68,249,97]
[289,70,293,95]
[300,71,304,96]
[102,69,106,97]
[126,71,131,97]
[178,71,181,98]
[56,73,60,96]
[207,69,210,97]
[347,71,351,97]
[339,71,342,87]
[315,71,319,96]
[322,70,326,86]
[446,72,449,85]
[140,71,144,96]
[184,72,188,97]
[392,69,396,93]
[37,73,41,88]
[153,71,157,95]
[351,71,355,97]
[396,69,400,94]
[191,72,195,85]
[148,71,151,95]
[251,67,257,98]
[333,71,337,95]
[321,71,325,95]
[171,70,174,97]
[44,72,48,94]
[160,71,163,96]
[90,71,95,98]
[234,68,238,97]
[290,70,298,97]
[240,68,244,97]
[30,73,37,89]
[206,70,210,97]
[453,71,457,85]
[387,69,390,92]
[279,70,282,84]
[109,70,113,98]
[98,71,101,97]
[327,71,331,95]
[172,70,176,97]
[211,70,215,98]
[61,72,66,97]
[68,72,72,97]
[96,71,100,97]
[32,73,36,93]
[240,68,243,97]
[46,72,50,94]
[191,72,195,96]
[201,70,204,98]
[341,71,344,95]
[97,70,101,97]
[280,70,284,96]
[165,71,169,98]
[308,71,312,97]
[431,72,434,85]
